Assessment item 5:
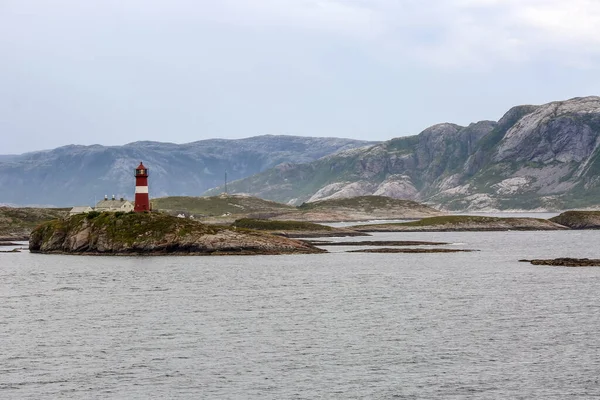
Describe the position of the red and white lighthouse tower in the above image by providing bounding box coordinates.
[134,162,151,212]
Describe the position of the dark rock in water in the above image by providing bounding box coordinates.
[520,258,600,267]
[0,242,22,246]
[348,248,475,253]
[29,212,325,256]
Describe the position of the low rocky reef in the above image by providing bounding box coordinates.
[349,248,474,253]
[29,212,325,256]
[520,258,600,267]
[305,240,449,246]
[230,218,366,238]
[549,211,600,230]
[354,215,567,232]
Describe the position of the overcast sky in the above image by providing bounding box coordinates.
[2,0,600,154]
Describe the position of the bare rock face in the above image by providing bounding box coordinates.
[219,96,600,211]
[495,97,600,163]
[307,182,352,202]
[29,213,324,255]
[307,181,377,202]
[373,175,418,200]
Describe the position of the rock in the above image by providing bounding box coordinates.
[355,215,568,232]
[348,248,475,253]
[29,212,325,256]
[373,175,419,200]
[0,207,69,240]
[308,181,377,202]
[305,240,449,246]
[520,258,600,267]
[549,211,600,229]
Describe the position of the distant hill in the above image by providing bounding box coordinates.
[0,207,69,240]
[0,135,376,206]
[153,194,443,223]
[152,195,295,218]
[207,96,600,211]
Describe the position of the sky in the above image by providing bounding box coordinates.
[2,0,600,154]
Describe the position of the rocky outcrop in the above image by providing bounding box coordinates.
[0,207,69,240]
[521,258,600,267]
[549,211,600,229]
[29,212,325,255]
[288,196,444,222]
[153,194,442,224]
[354,215,568,232]
[215,97,600,210]
[348,248,475,253]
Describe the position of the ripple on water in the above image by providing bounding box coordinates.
[1,231,600,398]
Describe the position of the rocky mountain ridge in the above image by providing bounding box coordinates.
[0,136,376,206]
[209,97,600,210]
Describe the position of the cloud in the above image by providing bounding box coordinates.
[192,0,600,68]
[4,0,598,68]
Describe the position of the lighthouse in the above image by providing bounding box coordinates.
[134,162,151,212]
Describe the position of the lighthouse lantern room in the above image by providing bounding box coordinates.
[134,162,151,212]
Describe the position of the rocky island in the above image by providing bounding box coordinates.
[549,211,600,229]
[29,212,324,255]
[520,258,600,267]
[354,215,568,232]
[0,207,69,241]
[230,218,365,238]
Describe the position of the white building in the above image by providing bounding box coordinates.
[95,196,134,212]
[69,206,93,216]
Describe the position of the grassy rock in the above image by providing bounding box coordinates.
[232,218,332,231]
[230,218,365,238]
[29,212,325,255]
[152,195,295,219]
[549,211,600,229]
[0,207,69,240]
[355,215,568,232]
[153,194,443,223]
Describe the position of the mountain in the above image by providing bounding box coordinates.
[206,97,600,210]
[0,135,376,206]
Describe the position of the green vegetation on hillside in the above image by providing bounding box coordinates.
[152,195,295,217]
[398,215,501,226]
[298,195,430,212]
[550,211,600,229]
[0,207,69,239]
[33,211,220,248]
[231,218,332,231]
[395,215,546,227]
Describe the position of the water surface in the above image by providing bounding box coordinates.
[1,231,600,399]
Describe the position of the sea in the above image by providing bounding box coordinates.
[2,228,600,399]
